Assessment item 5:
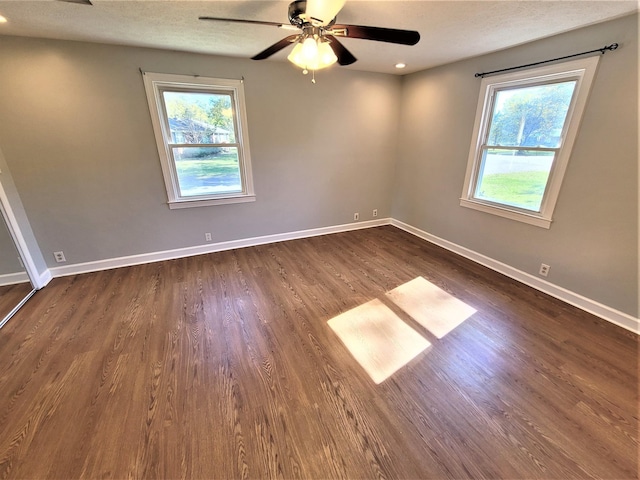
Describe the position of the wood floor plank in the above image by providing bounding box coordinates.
[0,283,33,324]
[0,226,636,479]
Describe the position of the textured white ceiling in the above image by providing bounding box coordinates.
[0,0,636,74]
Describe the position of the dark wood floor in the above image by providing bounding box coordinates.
[0,226,636,479]
[0,282,33,323]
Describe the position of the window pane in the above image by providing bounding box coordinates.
[474,149,554,211]
[487,81,576,148]
[173,147,242,197]
[163,91,236,144]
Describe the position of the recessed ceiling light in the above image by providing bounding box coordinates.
[0,15,7,23]
[395,63,406,69]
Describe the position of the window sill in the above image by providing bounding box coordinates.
[459,198,551,229]
[168,195,256,209]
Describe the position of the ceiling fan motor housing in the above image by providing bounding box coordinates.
[288,0,338,28]
[288,1,307,27]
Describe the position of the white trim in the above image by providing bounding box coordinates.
[43,216,637,335]
[0,271,30,287]
[168,194,256,209]
[37,269,52,289]
[459,198,552,228]
[0,176,44,289]
[391,219,638,334]
[48,218,390,278]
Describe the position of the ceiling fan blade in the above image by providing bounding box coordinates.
[327,37,357,65]
[58,0,93,4]
[331,24,420,45]
[251,35,300,60]
[199,17,285,28]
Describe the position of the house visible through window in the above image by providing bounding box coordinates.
[142,73,255,208]
[460,56,599,228]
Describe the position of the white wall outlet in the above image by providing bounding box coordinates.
[205,232,212,242]
[54,251,66,263]
[539,263,550,277]
[354,212,359,221]
[373,209,378,217]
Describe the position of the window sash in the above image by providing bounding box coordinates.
[483,80,577,150]
[480,145,559,152]
[169,142,241,149]
[159,88,239,147]
[169,146,245,198]
[471,146,558,214]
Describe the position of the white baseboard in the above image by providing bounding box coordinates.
[35,269,52,290]
[391,219,639,334]
[0,266,52,289]
[0,271,30,287]
[48,218,390,278]
[42,217,637,334]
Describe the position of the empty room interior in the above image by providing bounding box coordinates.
[0,1,637,478]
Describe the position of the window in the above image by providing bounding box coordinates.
[460,56,599,228]
[142,72,255,208]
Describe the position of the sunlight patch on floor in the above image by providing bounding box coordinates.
[387,276,477,339]
[328,276,477,383]
[327,299,431,384]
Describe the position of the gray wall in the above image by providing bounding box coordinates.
[0,214,22,276]
[0,13,636,319]
[0,147,47,278]
[394,14,638,317]
[0,37,400,265]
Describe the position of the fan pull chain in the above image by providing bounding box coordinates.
[300,67,317,83]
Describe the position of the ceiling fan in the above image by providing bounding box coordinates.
[58,0,93,4]
[199,0,420,73]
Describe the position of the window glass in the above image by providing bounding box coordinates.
[487,81,576,148]
[173,147,242,197]
[474,149,554,211]
[163,91,236,144]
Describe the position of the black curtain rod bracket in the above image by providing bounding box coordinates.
[475,43,618,78]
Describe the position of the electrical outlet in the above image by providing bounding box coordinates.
[54,251,66,263]
[354,212,359,221]
[373,209,378,217]
[539,263,550,277]
[205,232,212,242]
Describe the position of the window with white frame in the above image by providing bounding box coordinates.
[460,56,599,228]
[142,72,255,209]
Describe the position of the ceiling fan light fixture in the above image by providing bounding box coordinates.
[288,36,337,71]
[301,36,319,59]
[318,40,338,66]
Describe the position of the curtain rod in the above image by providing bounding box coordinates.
[474,43,618,78]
